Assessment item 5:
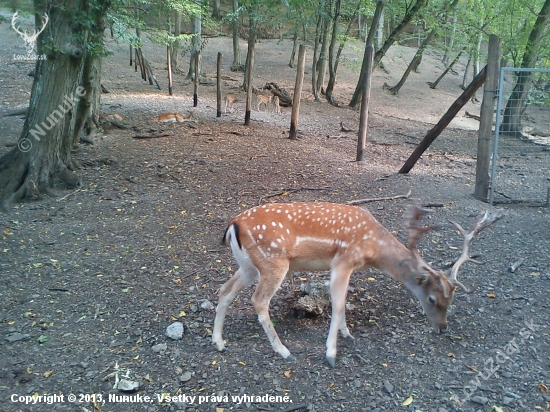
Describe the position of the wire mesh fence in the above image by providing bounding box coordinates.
[489,67,550,207]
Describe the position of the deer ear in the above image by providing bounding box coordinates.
[415,273,429,285]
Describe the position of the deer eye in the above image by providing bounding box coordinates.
[428,296,436,305]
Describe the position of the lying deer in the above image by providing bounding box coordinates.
[213,202,502,367]
[149,112,193,123]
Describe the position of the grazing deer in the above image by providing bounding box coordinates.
[256,94,272,112]
[213,202,502,367]
[272,95,281,114]
[224,94,238,113]
[149,112,193,123]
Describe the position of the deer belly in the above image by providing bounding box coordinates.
[289,258,332,272]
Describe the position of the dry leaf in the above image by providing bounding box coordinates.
[486,293,496,298]
[179,311,186,318]
[238,361,246,366]
[329,382,334,388]
[447,352,456,358]
[216,408,225,412]
[402,395,413,406]
[43,370,54,378]
[367,277,376,281]
[212,360,217,366]
[173,279,182,285]
[539,383,548,392]
[284,370,292,378]
[467,365,478,373]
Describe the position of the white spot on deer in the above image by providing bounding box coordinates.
[262,224,267,231]
[270,241,278,249]
[271,222,277,227]
[286,228,290,234]
[277,209,282,213]
[278,222,284,228]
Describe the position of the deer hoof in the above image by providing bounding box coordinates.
[285,353,297,362]
[326,356,336,368]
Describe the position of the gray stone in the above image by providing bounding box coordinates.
[5,333,30,342]
[471,396,488,405]
[166,322,184,340]
[117,379,139,392]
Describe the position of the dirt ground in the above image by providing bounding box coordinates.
[1,15,549,412]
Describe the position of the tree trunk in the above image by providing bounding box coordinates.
[325,0,341,105]
[231,0,242,70]
[427,47,465,89]
[501,0,550,135]
[376,6,384,50]
[350,0,384,107]
[212,0,221,20]
[311,11,323,100]
[384,28,435,95]
[461,49,472,90]
[442,3,458,65]
[289,28,298,68]
[170,10,182,72]
[188,11,202,79]
[0,0,110,209]
[350,0,428,107]
[314,0,332,100]
[242,4,258,92]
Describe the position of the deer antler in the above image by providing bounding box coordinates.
[404,204,440,264]
[11,12,25,37]
[448,210,504,283]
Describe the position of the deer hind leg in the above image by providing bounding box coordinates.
[212,267,258,352]
[326,265,354,367]
[251,261,296,361]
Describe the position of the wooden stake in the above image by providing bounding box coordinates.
[217,52,222,117]
[399,66,487,173]
[474,35,500,200]
[356,45,374,161]
[194,52,200,107]
[289,44,306,140]
[244,47,254,126]
[167,46,173,96]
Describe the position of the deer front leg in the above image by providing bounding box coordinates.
[251,263,296,361]
[326,265,354,367]
[212,268,256,352]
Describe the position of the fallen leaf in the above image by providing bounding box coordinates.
[367,277,376,281]
[284,370,292,378]
[467,365,478,373]
[238,361,246,366]
[448,352,456,358]
[173,279,182,285]
[212,360,217,366]
[179,311,186,318]
[43,370,54,378]
[486,293,496,298]
[216,408,225,412]
[402,395,413,406]
[539,383,548,392]
[329,382,334,388]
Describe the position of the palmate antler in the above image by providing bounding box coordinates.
[448,210,505,282]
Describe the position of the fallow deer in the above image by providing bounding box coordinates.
[212,202,502,367]
[272,96,281,114]
[256,94,272,112]
[224,94,238,113]
[149,112,193,123]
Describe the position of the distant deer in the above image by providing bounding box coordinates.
[11,12,49,56]
[256,94,272,112]
[272,95,281,114]
[213,202,502,367]
[149,112,193,123]
[224,94,238,113]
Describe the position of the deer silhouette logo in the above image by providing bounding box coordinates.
[11,11,49,57]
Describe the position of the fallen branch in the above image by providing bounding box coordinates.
[347,189,412,205]
[465,111,481,121]
[56,188,82,202]
[132,134,170,139]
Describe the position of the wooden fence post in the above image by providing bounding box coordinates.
[289,44,306,140]
[193,52,200,107]
[216,52,222,118]
[474,34,501,200]
[356,45,374,161]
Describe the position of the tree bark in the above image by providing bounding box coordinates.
[500,0,550,136]
[231,0,242,70]
[314,0,332,100]
[325,0,341,105]
[170,10,182,72]
[0,0,110,209]
[212,0,221,20]
[384,28,435,95]
[188,10,202,79]
[242,3,258,92]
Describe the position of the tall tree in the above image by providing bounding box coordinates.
[501,0,550,135]
[0,0,111,210]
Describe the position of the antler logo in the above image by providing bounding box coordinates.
[11,11,49,57]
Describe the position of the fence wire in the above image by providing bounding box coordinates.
[490,67,550,207]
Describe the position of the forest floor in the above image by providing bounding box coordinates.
[1,15,549,412]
